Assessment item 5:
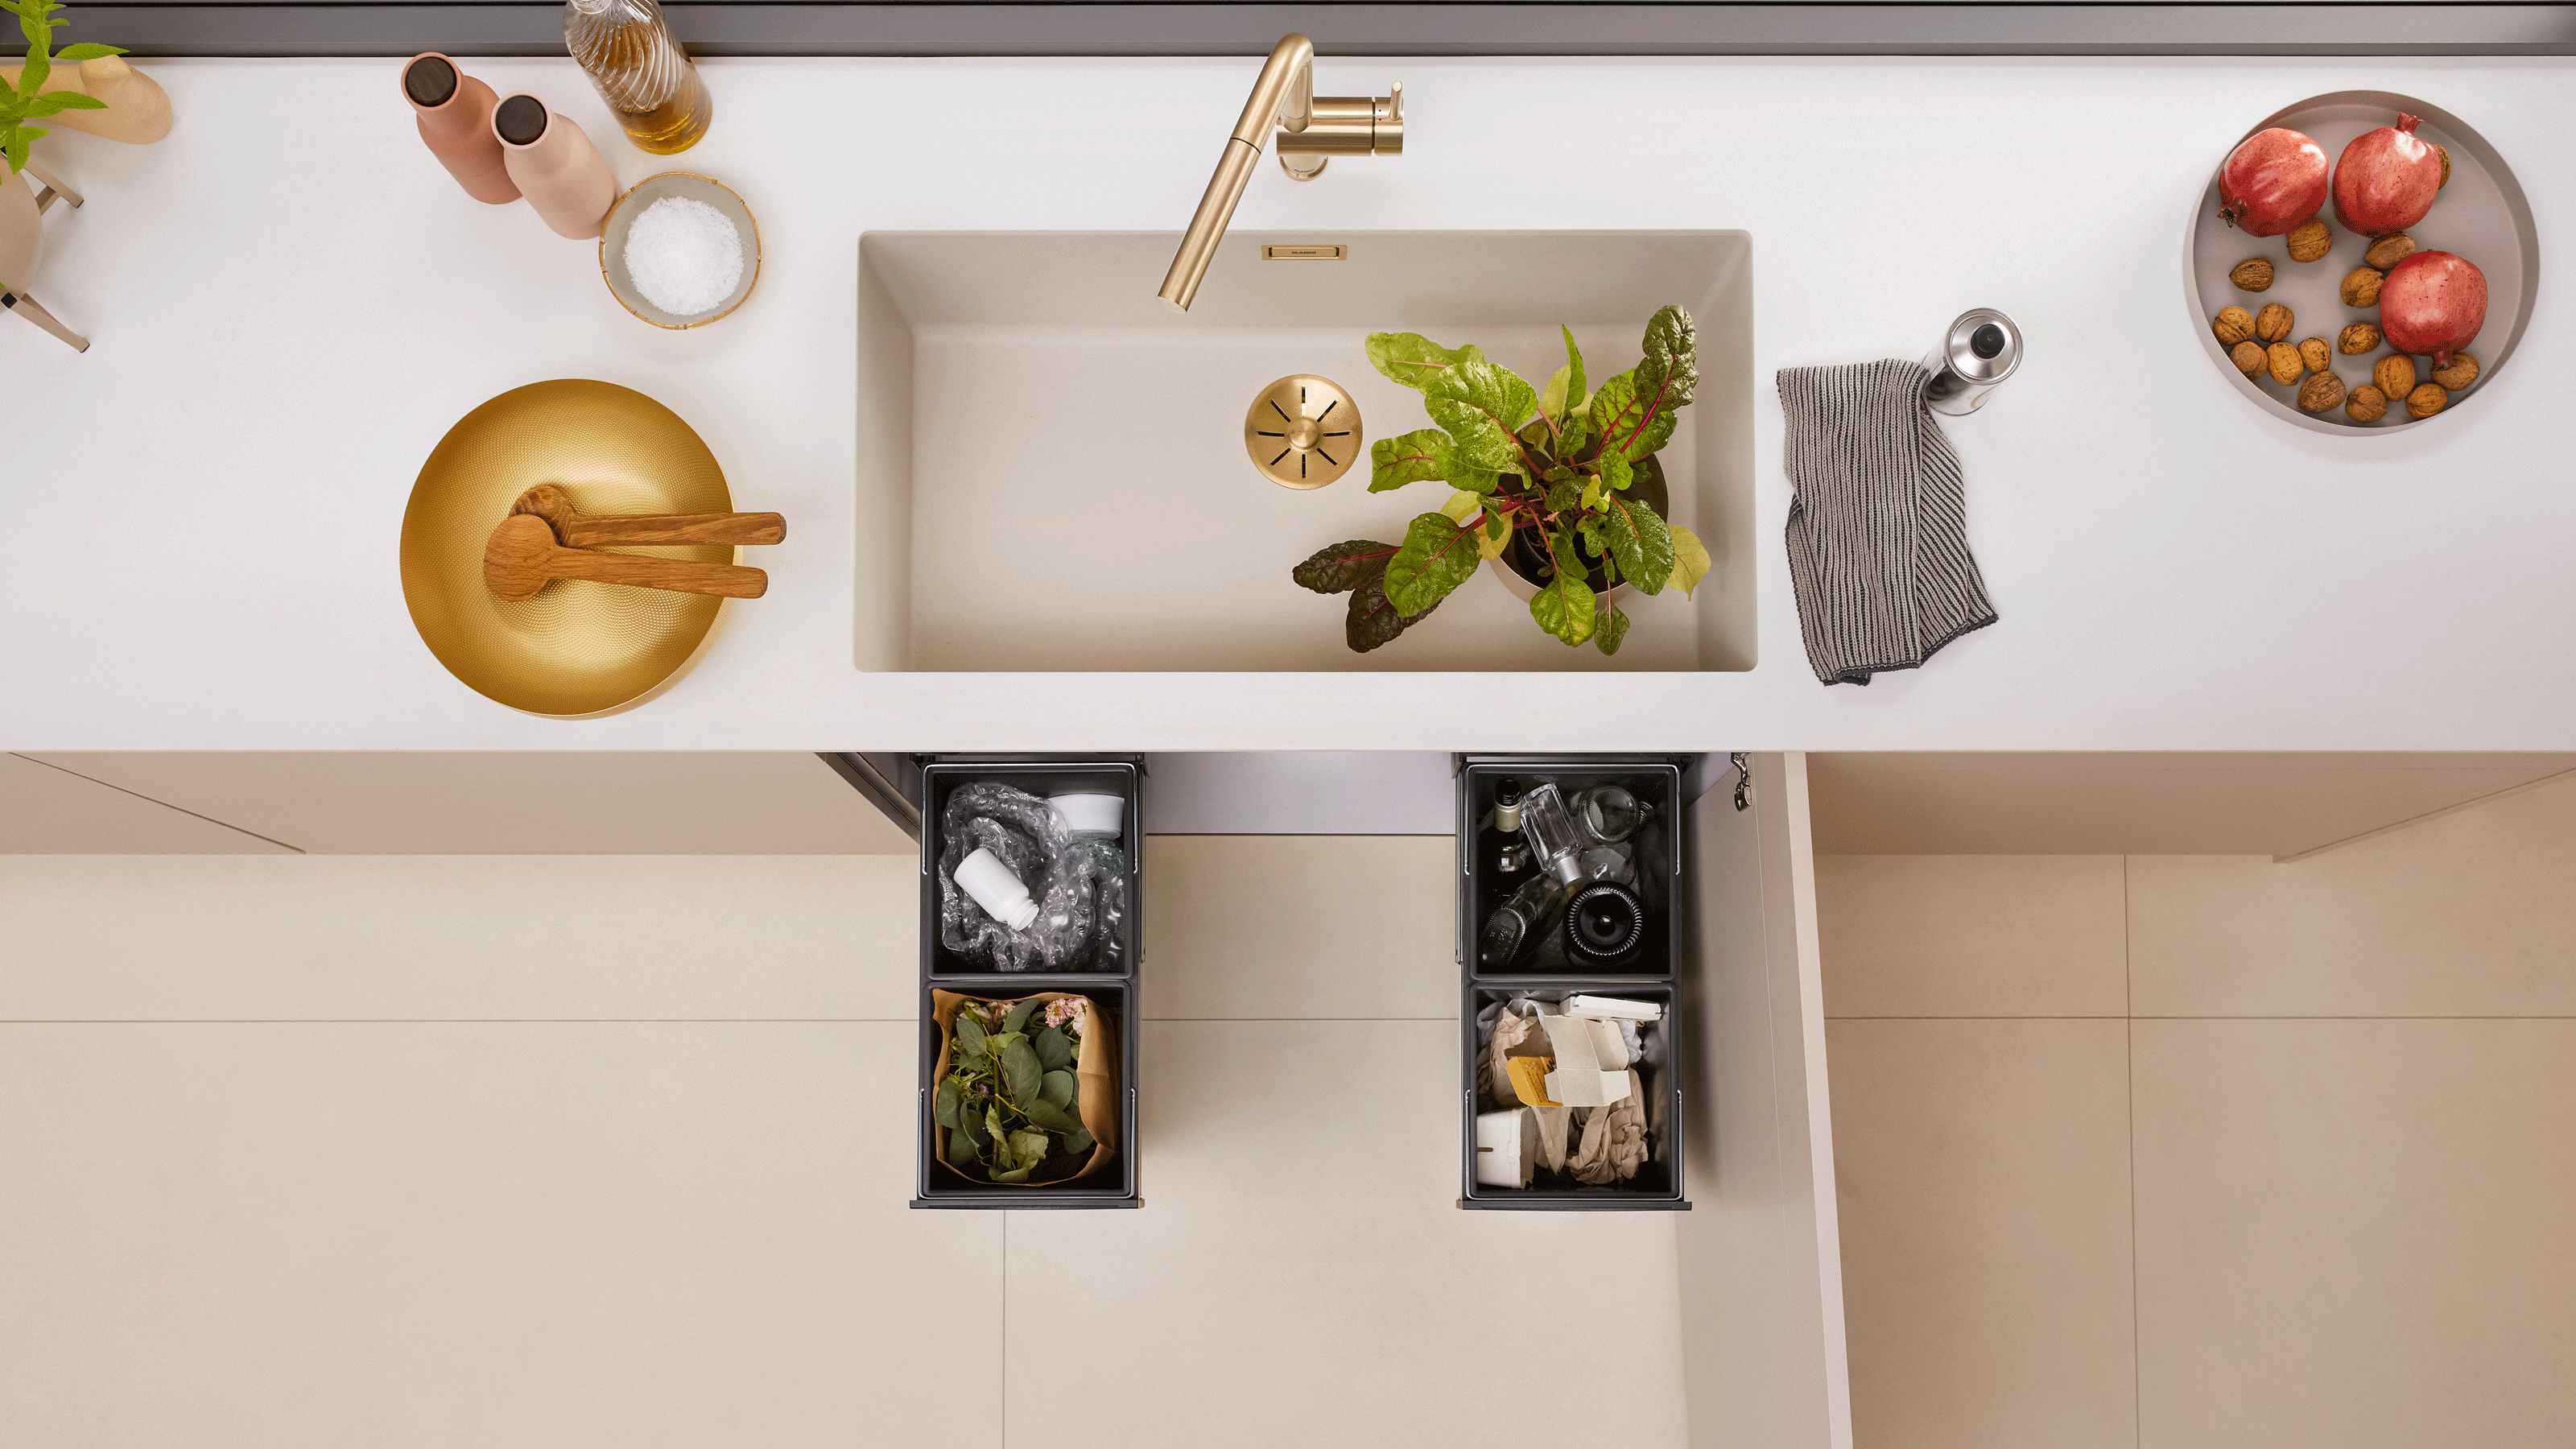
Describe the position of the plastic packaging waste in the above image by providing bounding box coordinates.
[938,782,1127,972]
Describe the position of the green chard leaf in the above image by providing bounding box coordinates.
[1529,530,1598,647]
[933,1077,965,1130]
[1000,1038,1042,1108]
[1422,362,1539,474]
[1001,997,1042,1035]
[1345,569,1438,654]
[1638,304,1699,411]
[1369,428,1451,493]
[1596,450,1632,493]
[1033,1025,1074,1072]
[1364,332,1486,390]
[1538,326,1589,430]
[1669,524,1713,600]
[1041,1068,1077,1108]
[1595,601,1632,656]
[1587,306,1699,463]
[1291,540,1397,596]
[1382,512,1484,617]
[1543,479,1583,514]
[1600,493,1675,594]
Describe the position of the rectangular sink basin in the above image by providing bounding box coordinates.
[856,230,1754,672]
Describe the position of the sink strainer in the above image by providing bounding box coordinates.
[1243,374,1361,489]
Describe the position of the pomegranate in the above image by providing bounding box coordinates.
[2379,250,2487,369]
[2333,114,2444,237]
[2218,127,2330,237]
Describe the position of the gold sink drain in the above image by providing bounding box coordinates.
[1244,375,1361,489]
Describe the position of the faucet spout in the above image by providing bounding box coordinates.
[1158,34,1315,314]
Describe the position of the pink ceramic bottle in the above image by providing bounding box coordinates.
[492,94,620,240]
[402,54,519,204]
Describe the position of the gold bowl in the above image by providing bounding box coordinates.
[400,379,736,716]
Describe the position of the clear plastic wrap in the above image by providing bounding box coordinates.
[936,782,1129,972]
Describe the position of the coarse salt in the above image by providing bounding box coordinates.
[622,195,744,318]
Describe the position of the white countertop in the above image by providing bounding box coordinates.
[6,56,2573,752]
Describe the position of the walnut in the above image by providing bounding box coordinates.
[2255,303,2294,343]
[2298,371,2347,413]
[2365,234,2416,270]
[2339,321,2382,354]
[2214,306,2256,345]
[2435,143,2450,188]
[2407,382,2448,419]
[2266,342,2302,386]
[2229,258,2275,292]
[2346,384,2388,423]
[2285,220,2333,263]
[2297,337,2331,374]
[2432,353,2479,390]
[2373,353,2417,401]
[2230,341,2266,375]
[2340,267,2384,308]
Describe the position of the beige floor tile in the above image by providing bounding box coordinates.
[0,855,918,1022]
[2128,774,2576,1016]
[1142,836,1455,1020]
[1818,856,2128,1018]
[1005,1019,1687,1448]
[2132,1019,2576,1449]
[0,1021,999,1448]
[1828,1018,2136,1449]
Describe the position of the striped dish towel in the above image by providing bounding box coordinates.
[1780,360,1997,686]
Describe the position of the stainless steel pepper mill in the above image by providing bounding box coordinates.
[1922,308,2023,415]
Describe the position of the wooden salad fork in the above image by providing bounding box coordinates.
[510,483,786,547]
[483,514,768,603]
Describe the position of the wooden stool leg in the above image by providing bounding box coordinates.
[2,290,89,351]
[21,156,83,212]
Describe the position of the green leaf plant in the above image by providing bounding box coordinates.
[934,996,1097,1183]
[1291,307,1711,656]
[0,0,122,175]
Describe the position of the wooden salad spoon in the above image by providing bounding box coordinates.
[482,514,769,603]
[510,484,786,547]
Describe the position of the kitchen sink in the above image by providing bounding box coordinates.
[855,230,1754,672]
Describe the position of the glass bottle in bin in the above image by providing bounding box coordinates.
[1569,784,1652,847]
[1482,776,1530,878]
[1480,870,1568,968]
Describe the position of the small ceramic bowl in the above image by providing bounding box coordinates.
[600,172,761,329]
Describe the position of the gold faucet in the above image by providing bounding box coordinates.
[1156,35,1403,312]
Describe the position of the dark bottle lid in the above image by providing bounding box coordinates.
[405,54,459,109]
[493,93,551,146]
[1496,776,1523,807]
[1971,322,2008,359]
[1563,883,1645,964]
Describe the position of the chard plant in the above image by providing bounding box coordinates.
[1,0,123,175]
[934,995,1096,1183]
[1292,305,1711,654]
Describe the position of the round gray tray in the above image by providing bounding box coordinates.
[2186,92,2539,436]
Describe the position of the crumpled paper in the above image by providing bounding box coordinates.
[1568,1070,1649,1184]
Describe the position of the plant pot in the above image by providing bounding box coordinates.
[0,166,40,291]
[1488,454,1671,604]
